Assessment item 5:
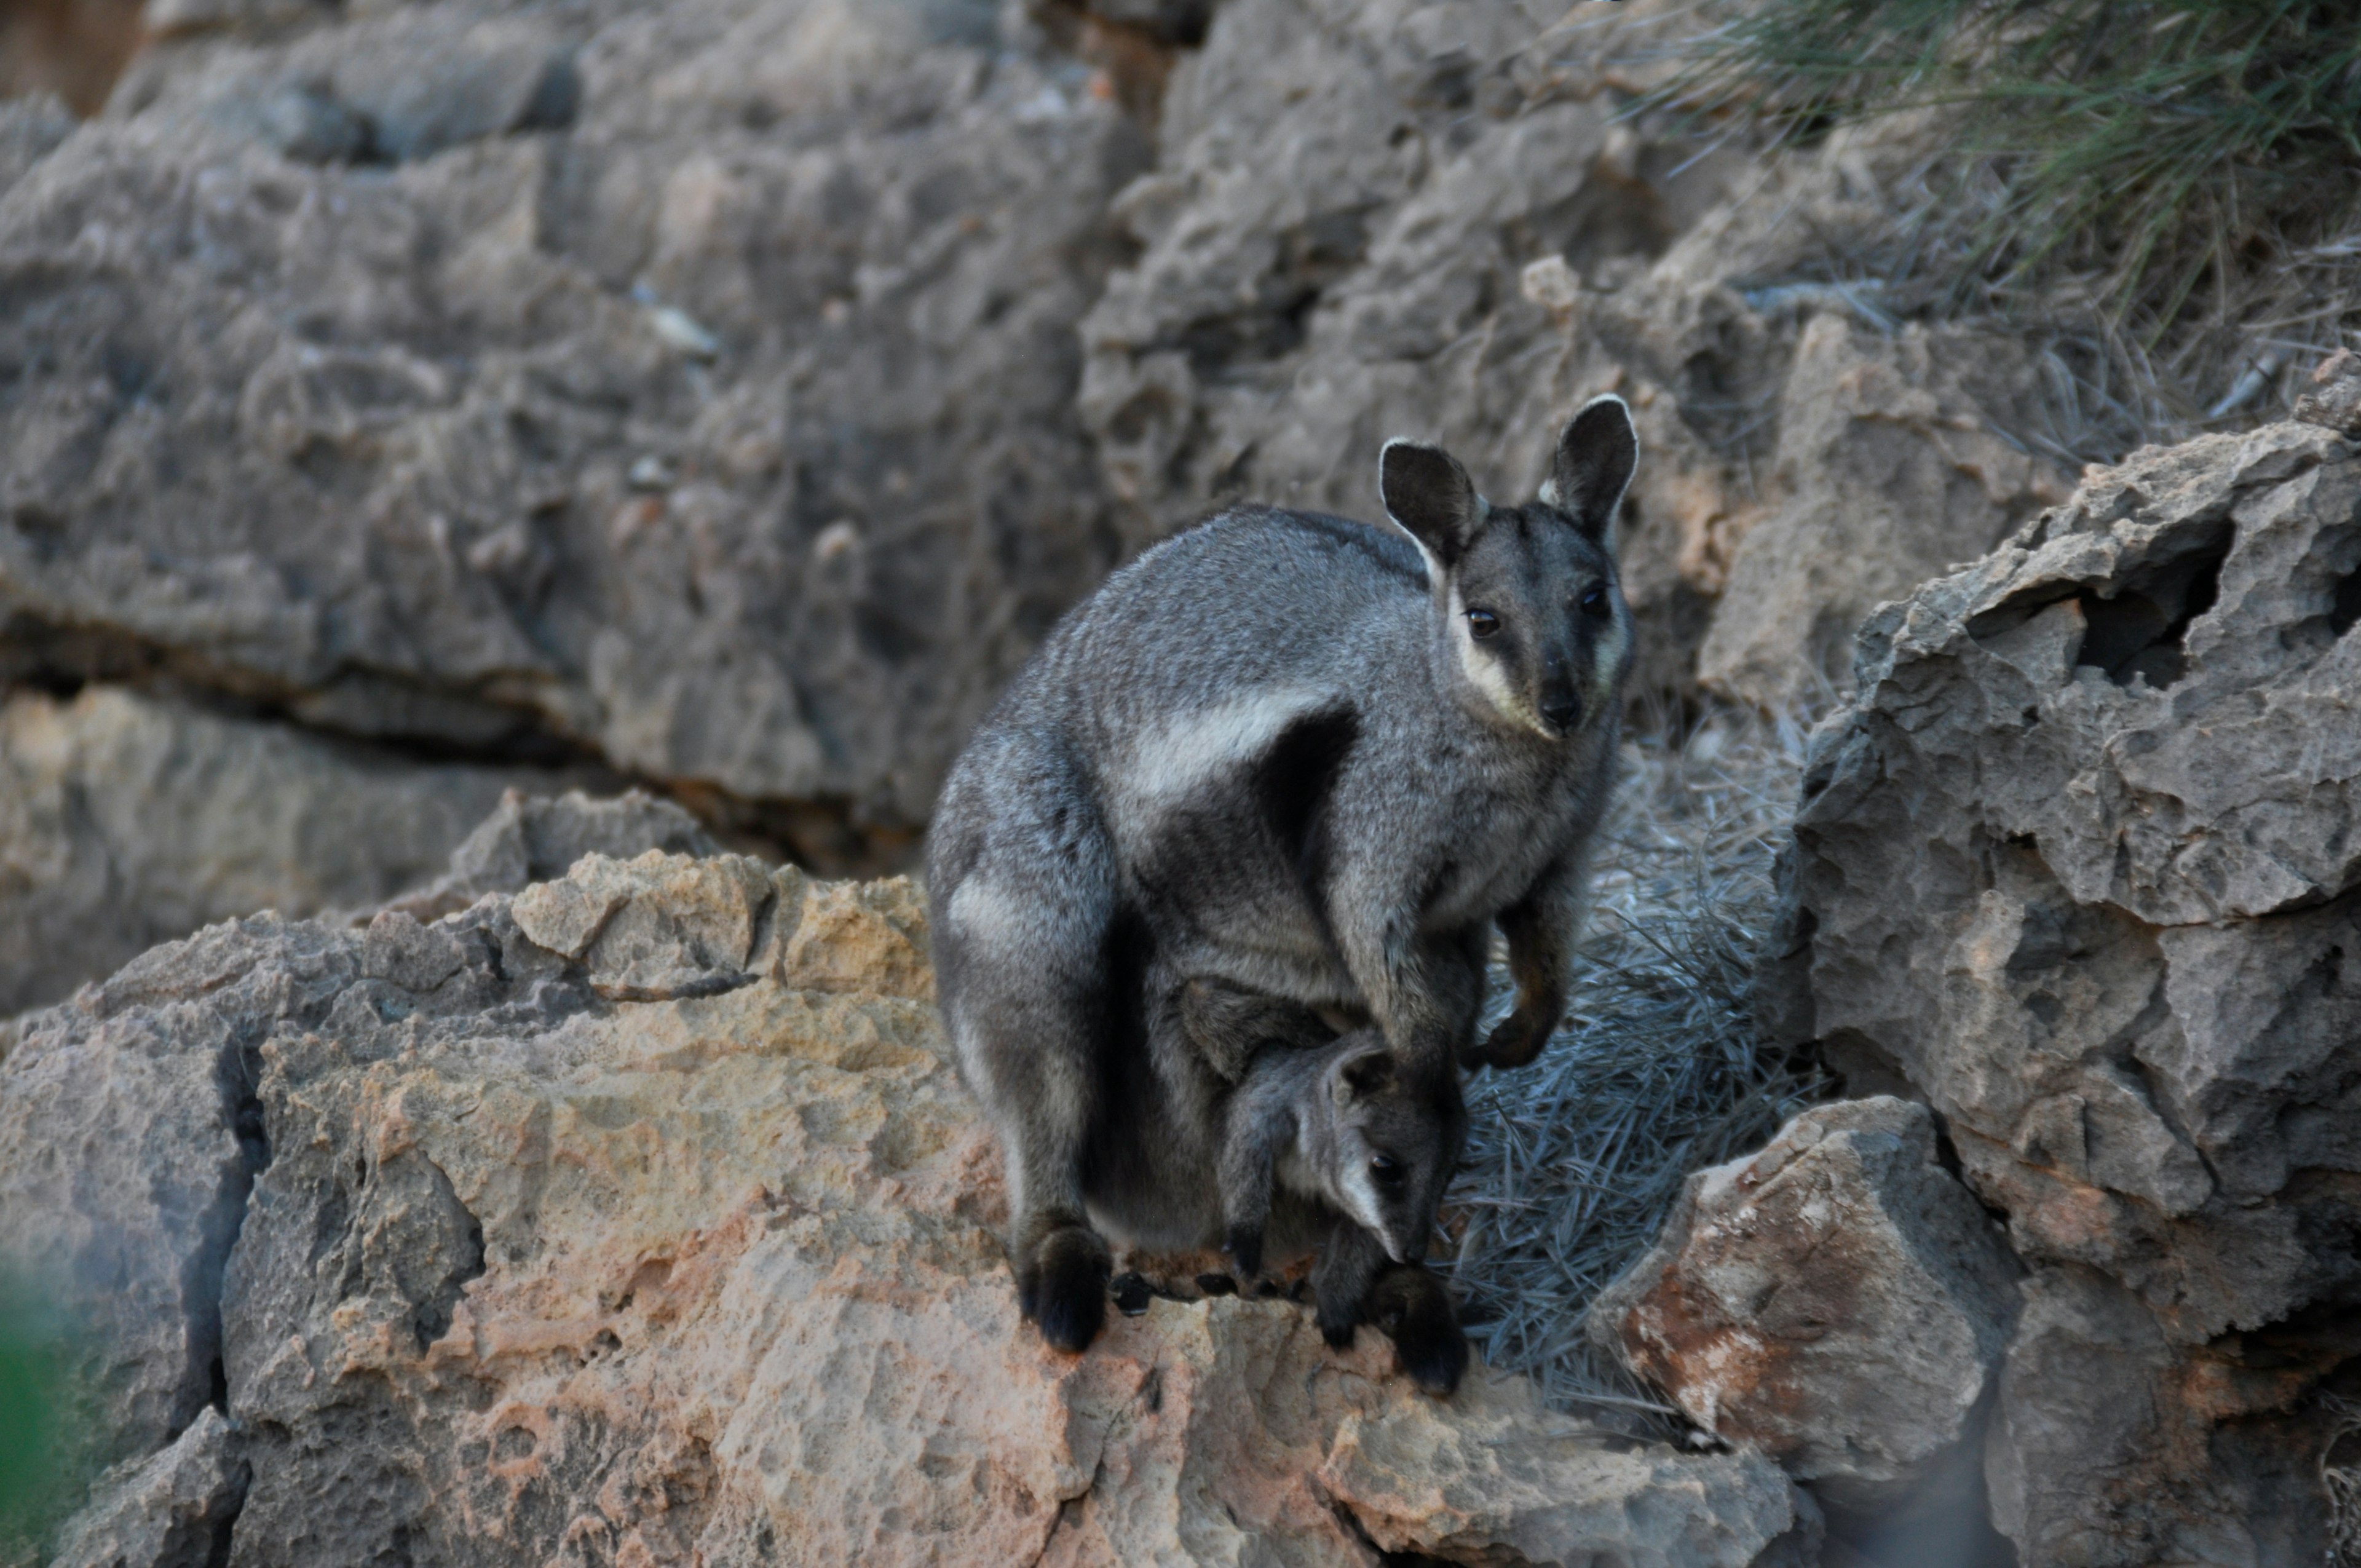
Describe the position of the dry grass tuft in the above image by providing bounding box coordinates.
[1634,0,2361,455]
[1443,705,1834,1430]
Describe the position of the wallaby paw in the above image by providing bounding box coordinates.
[1369,1266,1466,1396]
[1225,1225,1265,1281]
[1464,1013,1547,1072]
[1024,1226,1110,1354]
[1319,1316,1358,1352]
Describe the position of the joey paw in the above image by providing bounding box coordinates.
[1368,1266,1466,1395]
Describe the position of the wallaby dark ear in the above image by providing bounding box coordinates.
[1333,1043,1396,1106]
[1540,394,1638,548]
[1380,439,1482,574]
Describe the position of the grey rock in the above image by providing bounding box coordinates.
[1076,0,2066,705]
[47,1408,250,1568]
[1692,315,2068,708]
[240,84,369,165]
[325,14,579,164]
[1591,1098,2020,1511]
[0,93,74,195]
[1766,418,2361,1564]
[0,685,591,1015]
[380,785,719,922]
[0,915,357,1511]
[4,0,1144,854]
[4,854,1802,1567]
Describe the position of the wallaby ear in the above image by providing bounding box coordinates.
[1538,394,1638,549]
[1332,1043,1395,1106]
[1380,439,1482,574]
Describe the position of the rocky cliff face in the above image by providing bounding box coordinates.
[0,840,1817,1568]
[1760,411,2361,1566]
[0,0,2077,1010]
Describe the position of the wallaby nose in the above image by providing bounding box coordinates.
[1540,689,1581,732]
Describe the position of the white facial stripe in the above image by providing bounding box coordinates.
[1120,688,1319,808]
[1447,584,1549,735]
[1589,607,1631,710]
[1341,1159,1396,1253]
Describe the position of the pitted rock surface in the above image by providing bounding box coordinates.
[1590,1098,2019,1510]
[1077,0,2067,706]
[0,0,1141,854]
[0,684,593,1015]
[1,847,1811,1567]
[1765,418,2361,1566]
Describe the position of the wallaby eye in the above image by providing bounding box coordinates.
[1578,584,1609,618]
[1370,1154,1405,1187]
[1465,608,1500,639]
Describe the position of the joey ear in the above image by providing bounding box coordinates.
[1538,394,1639,550]
[1332,1045,1396,1106]
[1379,440,1482,574]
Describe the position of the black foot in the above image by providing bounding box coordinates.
[1368,1265,1467,1396]
[1025,1226,1110,1353]
[1111,1272,1153,1317]
[1319,1316,1357,1351]
[1225,1225,1265,1281]
[1195,1272,1238,1297]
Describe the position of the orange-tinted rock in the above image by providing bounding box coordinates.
[4,847,1811,1567]
[1591,1098,2019,1509]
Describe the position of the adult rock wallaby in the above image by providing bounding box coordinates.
[928,397,1640,1369]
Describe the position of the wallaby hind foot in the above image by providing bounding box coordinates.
[1019,1223,1111,1354]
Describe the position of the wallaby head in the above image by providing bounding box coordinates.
[1379,395,1639,739]
[1313,1036,1465,1265]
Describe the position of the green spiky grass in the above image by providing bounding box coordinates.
[1444,708,1833,1428]
[1649,0,2361,445]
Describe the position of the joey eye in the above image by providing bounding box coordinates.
[1465,608,1500,639]
[1578,584,1609,618]
[1370,1154,1405,1187]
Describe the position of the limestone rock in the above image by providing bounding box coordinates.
[47,1409,249,1568]
[1692,316,2069,708]
[3,849,1811,1566]
[1590,1098,2020,1509]
[1,0,1142,852]
[380,786,719,924]
[1076,0,2066,705]
[0,684,590,1015]
[1765,418,2361,1564]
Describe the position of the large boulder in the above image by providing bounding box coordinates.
[1764,416,2361,1564]
[1,847,1817,1567]
[0,0,1144,858]
[0,684,599,1016]
[1590,1098,2020,1513]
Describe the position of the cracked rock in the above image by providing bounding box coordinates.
[47,1408,250,1568]
[1764,417,2361,1565]
[0,685,592,1016]
[1591,1098,2020,1511]
[5,847,1809,1566]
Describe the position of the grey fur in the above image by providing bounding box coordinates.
[927,399,1640,1355]
[1216,1026,1463,1278]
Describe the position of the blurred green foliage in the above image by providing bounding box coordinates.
[0,1272,72,1556]
[1662,0,2361,336]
